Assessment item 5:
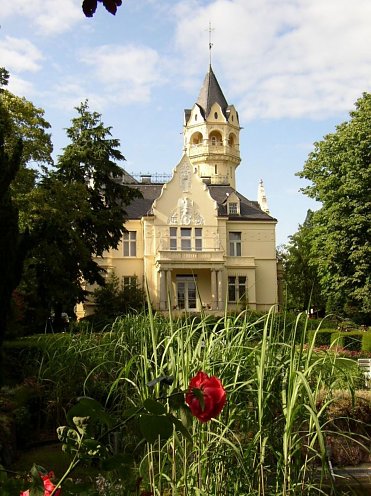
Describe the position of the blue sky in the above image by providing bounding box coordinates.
[1,0,371,245]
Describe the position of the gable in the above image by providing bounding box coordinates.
[152,154,218,226]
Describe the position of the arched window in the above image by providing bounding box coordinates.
[228,133,236,147]
[209,130,222,146]
[191,132,203,145]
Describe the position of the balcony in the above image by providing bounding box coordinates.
[188,143,240,159]
[155,236,225,265]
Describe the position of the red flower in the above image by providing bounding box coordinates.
[21,471,61,496]
[40,471,61,496]
[185,371,226,422]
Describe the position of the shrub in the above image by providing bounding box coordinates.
[343,332,363,351]
[362,331,371,352]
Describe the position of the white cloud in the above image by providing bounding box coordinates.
[0,0,81,36]
[0,36,43,72]
[7,75,37,98]
[79,44,164,104]
[172,0,371,120]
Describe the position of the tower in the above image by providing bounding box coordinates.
[183,65,241,189]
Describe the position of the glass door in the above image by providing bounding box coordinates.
[177,278,197,310]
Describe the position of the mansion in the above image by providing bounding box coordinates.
[78,65,279,316]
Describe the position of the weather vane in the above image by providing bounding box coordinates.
[207,21,215,65]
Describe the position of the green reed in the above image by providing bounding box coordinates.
[35,308,363,495]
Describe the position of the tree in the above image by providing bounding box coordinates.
[93,272,145,321]
[0,102,24,345]
[82,0,122,17]
[281,211,324,314]
[298,92,371,320]
[22,101,140,328]
[0,70,54,341]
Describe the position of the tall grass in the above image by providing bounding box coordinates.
[35,309,364,495]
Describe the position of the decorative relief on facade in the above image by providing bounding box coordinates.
[179,161,192,192]
[167,197,204,226]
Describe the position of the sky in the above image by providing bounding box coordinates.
[1,0,371,245]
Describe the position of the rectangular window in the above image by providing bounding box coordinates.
[229,232,241,256]
[169,227,203,251]
[195,228,202,251]
[228,275,247,302]
[180,228,192,250]
[228,202,238,215]
[123,276,137,288]
[123,231,136,257]
[170,227,177,250]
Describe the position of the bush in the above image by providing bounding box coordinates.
[343,332,363,351]
[308,328,333,346]
[362,331,371,352]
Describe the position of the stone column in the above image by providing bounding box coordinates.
[211,269,217,310]
[217,270,223,310]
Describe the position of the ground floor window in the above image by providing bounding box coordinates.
[123,275,138,288]
[176,275,197,310]
[228,275,247,302]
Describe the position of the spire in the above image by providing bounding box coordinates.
[257,179,270,214]
[196,65,228,118]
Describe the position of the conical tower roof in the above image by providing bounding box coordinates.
[196,65,228,118]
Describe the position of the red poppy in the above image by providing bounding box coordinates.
[185,371,226,422]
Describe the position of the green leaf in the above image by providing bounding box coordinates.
[166,414,193,443]
[139,414,173,443]
[192,387,205,411]
[143,398,167,415]
[67,397,114,428]
[168,389,185,409]
[147,375,174,387]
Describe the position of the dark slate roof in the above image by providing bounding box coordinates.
[124,184,162,218]
[208,185,276,221]
[196,65,228,118]
[123,182,275,222]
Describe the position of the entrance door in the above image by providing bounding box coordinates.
[177,277,197,311]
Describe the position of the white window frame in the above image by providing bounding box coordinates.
[228,275,247,302]
[123,231,137,257]
[169,227,203,251]
[123,275,137,289]
[229,231,242,257]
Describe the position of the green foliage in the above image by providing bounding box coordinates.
[280,211,325,313]
[9,310,364,494]
[18,101,141,329]
[298,92,371,319]
[362,331,371,352]
[93,272,145,320]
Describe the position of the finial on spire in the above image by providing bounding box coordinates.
[258,179,270,214]
[207,21,214,66]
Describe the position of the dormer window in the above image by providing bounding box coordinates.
[228,202,239,215]
[214,112,218,119]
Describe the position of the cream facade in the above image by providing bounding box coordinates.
[79,66,278,317]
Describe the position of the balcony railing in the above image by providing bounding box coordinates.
[155,236,225,263]
[156,250,225,263]
[189,143,240,158]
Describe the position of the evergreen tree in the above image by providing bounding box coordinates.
[23,101,140,327]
